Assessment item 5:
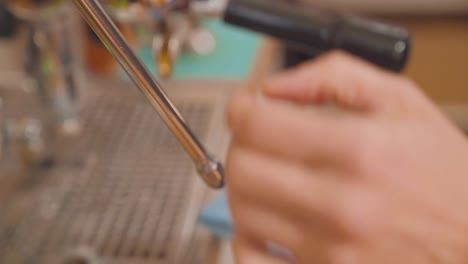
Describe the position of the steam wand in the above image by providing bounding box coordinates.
[72,0,225,189]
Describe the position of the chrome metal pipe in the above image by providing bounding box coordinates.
[72,0,224,189]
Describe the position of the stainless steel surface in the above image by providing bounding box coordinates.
[4,118,49,166]
[101,1,219,79]
[152,15,192,79]
[0,79,228,264]
[72,0,224,189]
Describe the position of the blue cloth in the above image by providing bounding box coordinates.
[198,192,297,261]
[198,192,233,239]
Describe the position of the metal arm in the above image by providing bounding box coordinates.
[72,0,224,189]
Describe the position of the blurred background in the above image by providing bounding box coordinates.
[0,0,466,264]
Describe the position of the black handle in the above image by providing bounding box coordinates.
[0,0,17,38]
[223,0,411,72]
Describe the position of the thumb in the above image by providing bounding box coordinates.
[264,51,416,113]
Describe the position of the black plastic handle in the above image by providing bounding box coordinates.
[0,0,17,38]
[223,0,411,72]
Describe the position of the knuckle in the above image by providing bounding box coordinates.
[333,188,383,239]
[318,51,354,71]
[226,90,255,132]
[226,91,244,128]
[394,76,419,95]
[319,51,345,70]
[387,75,420,96]
[227,92,267,147]
[225,147,248,188]
[398,76,417,89]
[226,147,262,194]
[322,50,349,63]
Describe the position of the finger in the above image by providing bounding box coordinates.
[226,90,364,166]
[226,144,352,234]
[263,51,418,113]
[229,200,334,264]
[233,236,290,264]
[229,197,304,251]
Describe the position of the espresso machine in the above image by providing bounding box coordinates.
[0,1,230,263]
[0,0,411,263]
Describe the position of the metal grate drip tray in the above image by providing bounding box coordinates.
[0,81,226,264]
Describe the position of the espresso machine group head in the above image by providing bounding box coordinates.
[100,0,218,79]
[73,0,411,189]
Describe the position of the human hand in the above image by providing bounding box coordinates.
[225,51,468,264]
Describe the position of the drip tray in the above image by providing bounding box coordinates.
[0,79,232,264]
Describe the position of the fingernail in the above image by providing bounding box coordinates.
[266,241,297,262]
